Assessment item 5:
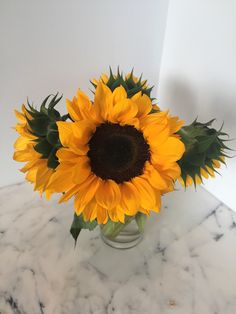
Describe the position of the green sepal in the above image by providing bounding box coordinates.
[27,116,50,136]
[47,148,59,169]
[25,94,66,169]
[46,130,59,145]
[48,108,61,121]
[34,139,52,157]
[93,67,154,100]
[70,214,98,246]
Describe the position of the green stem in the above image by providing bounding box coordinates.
[101,216,134,239]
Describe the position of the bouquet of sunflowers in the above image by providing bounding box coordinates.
[13,69,230,247]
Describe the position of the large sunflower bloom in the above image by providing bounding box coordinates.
[13,105,54,198]
[48,83,185,224]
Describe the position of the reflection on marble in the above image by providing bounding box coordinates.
[0,182,236,314]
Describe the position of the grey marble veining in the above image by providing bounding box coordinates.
[0,182,236,314]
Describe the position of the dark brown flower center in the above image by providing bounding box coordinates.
[87,123,150,183]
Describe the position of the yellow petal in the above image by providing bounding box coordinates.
[13,149,39,162]
[140,111,168,128]
[153,137,185,164]
[56,148,81,161]
[108,206,125,223]
[110,99,138,123]
[76,90,92,116]
[66,90,92,122]
[66,98,81,121]
[157,162,181,181]
[168,116,184,134]
[200,168,210,179]
[152,190,161,212]
[72,157,91,184]
[72,121,96,144]
[57,121,89,155]
[14,136,30,151]
[20,159,39,173]
[74,175,101,214]
[213,159,221,168]
[132,176,156,209]
[56,121,74,147]
[93,83,113,121]
[195,175,202,184]
[26,167,37,183]
[132,93,152,117]
[47,162,77,192]
[143,163,168,190]
[14,109,26,123]
[120,182,140,216]
[206,166,215,177]
[95,179,121,209]
[59,185,80,203]
[96,205,109,224]
[112,86,127,105]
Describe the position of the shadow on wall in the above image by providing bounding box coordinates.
[160,79,236,147]
[159,78,198,124]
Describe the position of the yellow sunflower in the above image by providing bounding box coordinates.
[48,83,185,224]
[13,105,54,199]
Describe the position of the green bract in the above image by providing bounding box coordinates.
[91,68,154,99]
[177,119,230,186]
[26,94,67,169]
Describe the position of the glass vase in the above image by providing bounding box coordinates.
[100,218,144,249]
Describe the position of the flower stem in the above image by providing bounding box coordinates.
[101,216,134,239]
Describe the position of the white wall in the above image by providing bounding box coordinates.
[158,0,236,210]
[0,0,169,187]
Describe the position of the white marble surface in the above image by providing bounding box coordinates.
[0,182,236,314]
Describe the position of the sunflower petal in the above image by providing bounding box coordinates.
[132,176,156,209]
[132,93,152,117]
[154,137,185,163]
[93,83,113,121]
[72,157,91,184]
[113,86,127,105]
[96,205,109,224]
[110,99,138,123]
[143,163,168,190]
[120,182,139,216]
[56,121,74,147]
[96,179,121,209]
[74,175,101,214]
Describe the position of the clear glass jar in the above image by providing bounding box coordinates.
[100,218,144,249]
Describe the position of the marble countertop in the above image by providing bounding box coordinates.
[0,182,236,314]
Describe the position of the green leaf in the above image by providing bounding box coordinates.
[135,213,147,233]
[70,214,98,245]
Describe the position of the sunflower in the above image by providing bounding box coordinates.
[177,119,228,187]
[48,83,185,224]
[13,105,54,198]
[13,95,65,198]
